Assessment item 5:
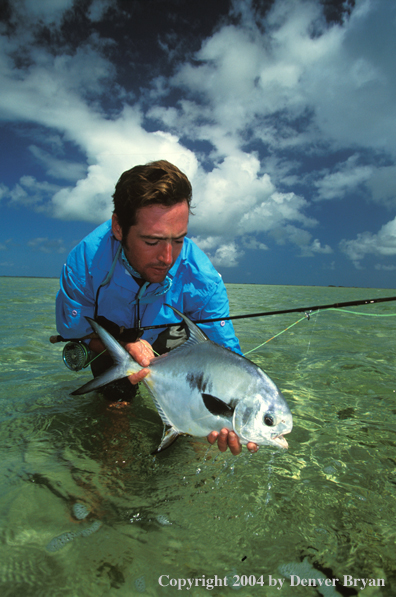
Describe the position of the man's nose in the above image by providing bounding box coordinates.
[158,242,173,265]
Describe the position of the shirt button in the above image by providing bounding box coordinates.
[72,310,78,317]
[220,320,225,327]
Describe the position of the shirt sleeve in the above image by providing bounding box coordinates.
[186,278,243,355]
[56,261,96,340]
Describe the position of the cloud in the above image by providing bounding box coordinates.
[365,165,396,208]
[88,0,115,22]
[8,0,75,27]
[340,216,396,267]
[148,0,396,266]
[1,0,396,274]
[191,235,245,267]
[190,153,315,238]
[8,176,61,210]
[29,145,87,182]
[241,237,268,251]
[27,237,67,253]
[375,264,396,271]
[0,183,9,201]
[0,239,13,251]
[314,155,373,201]
[310,238,333,255]
[271,224,333,257]
[208,243,245,268]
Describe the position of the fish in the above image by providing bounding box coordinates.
[72,306,293,453]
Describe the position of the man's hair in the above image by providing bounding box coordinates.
[112,160,193,237]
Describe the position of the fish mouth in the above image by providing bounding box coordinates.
[271,432,290,449]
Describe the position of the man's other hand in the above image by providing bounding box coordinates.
[125,339,154,384]
[207,428,259,455]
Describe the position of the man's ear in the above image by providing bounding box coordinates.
[111,214,123,241]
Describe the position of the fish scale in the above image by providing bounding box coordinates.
[72,305,293,453]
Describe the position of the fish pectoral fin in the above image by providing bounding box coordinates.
[202,393,234,419]
[151,427,181,454]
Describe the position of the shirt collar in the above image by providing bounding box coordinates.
[120,246,173,300]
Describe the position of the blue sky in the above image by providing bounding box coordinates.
[1,0,396,288]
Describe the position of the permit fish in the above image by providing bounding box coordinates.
[72,306,293,453]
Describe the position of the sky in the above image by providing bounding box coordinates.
[1,0,396,289]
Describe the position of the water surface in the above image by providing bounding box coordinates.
[0,278,395,596]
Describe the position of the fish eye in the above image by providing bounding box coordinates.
[264,413,275,426]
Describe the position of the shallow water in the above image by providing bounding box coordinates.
[0,278,395,596]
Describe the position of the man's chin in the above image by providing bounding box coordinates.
[145,267,169,283]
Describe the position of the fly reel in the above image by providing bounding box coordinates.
[62,341,93,371]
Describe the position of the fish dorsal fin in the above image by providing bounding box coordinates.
[202,393,234,419]
[165,304,209,349]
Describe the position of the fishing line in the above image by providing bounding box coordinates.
[243,307,396,356]
[324,308,396,317]
[243,316,308,356]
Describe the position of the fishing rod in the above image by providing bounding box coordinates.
[53,294,396,371]
[138,294,396,330]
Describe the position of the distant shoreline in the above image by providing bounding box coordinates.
[0,275,59,279]
[0,275,395,290]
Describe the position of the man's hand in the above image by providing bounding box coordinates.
[125,339,154,384]
[207,428,259,455]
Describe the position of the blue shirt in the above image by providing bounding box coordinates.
[56,221,242,354]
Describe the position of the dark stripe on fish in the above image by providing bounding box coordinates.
[202,394,234,419]
[187,371,207,393]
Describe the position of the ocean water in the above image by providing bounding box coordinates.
[0,277,395,596]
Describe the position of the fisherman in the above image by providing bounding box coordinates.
[56,159,258,455]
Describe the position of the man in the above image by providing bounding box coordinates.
[56,160,258,455]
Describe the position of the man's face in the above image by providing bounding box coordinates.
[112,201,189,283]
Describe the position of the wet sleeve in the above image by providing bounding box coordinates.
[188,279,242,355]
[56,262,96,339]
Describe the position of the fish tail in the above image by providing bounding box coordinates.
[71,316,141,396]
[71,363,136,395]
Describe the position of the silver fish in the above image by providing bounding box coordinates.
[72,306,293,453]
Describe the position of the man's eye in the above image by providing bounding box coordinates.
[145,241,158,246]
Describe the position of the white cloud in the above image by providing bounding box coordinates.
[190,236,223,252]
[1,0,396,274]
[241,237,268,251]
[366,165,396,208]
[27,237,67,253]
[340,216,396,267]
[0,239,13,252]
[10,0,75,26]
[375,264,396,271]
[162,0,396,190]
[8,176,61,210]
[208,243,245,268]
[191,236,245,268]
[190,153,315,238]
[271,224,333,257]
[310,238,333,255]
[88,0,115,22]
[0,183,9,201]
[29,145,87,182]
[314,155,373,201]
